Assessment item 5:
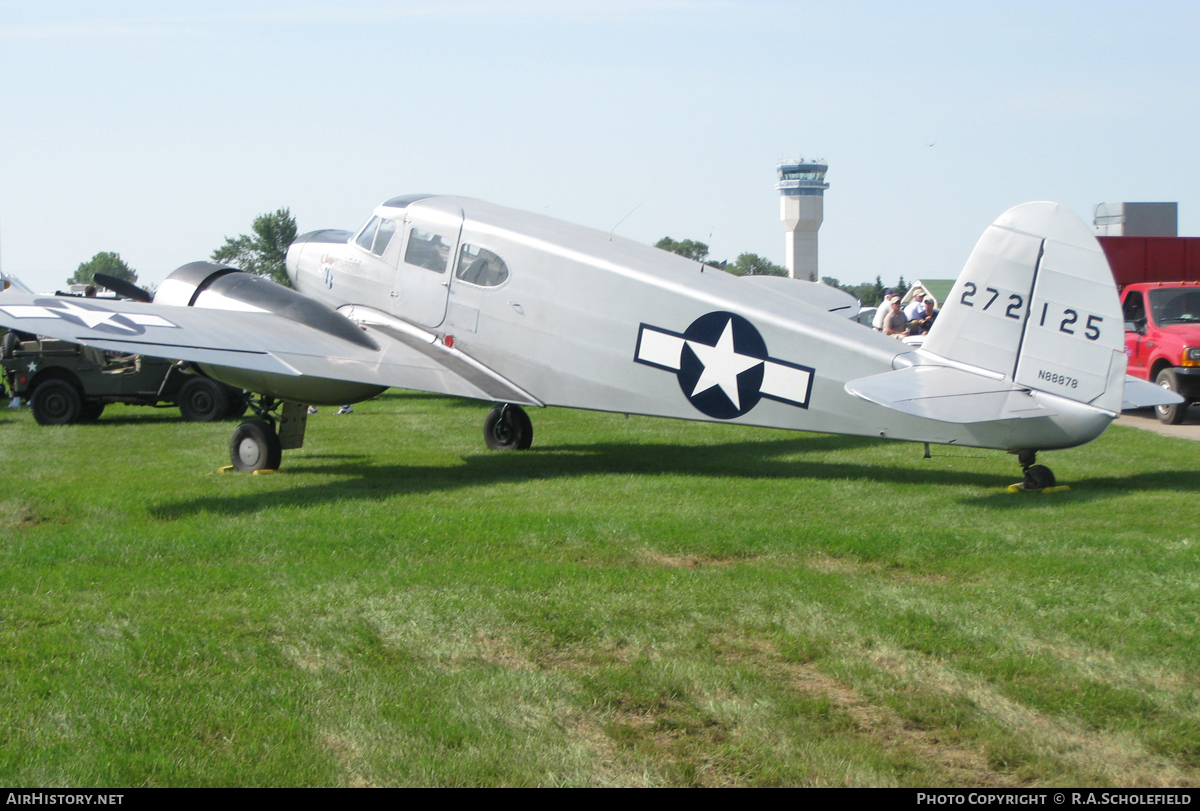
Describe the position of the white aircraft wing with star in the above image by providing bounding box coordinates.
[0,291,539,406]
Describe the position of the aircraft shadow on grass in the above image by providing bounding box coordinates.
[88,415,191,426]
[150,434,1039,520]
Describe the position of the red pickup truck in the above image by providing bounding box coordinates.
[1121,281,1200,423]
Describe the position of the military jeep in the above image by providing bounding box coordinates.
[1,332,247,425]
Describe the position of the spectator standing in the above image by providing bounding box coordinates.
[883,298,908,337]
[873,289,899,331]
[903,287,928,321]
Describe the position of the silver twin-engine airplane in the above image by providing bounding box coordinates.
[0,195,1177,488]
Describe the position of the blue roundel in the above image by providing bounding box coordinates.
[677,311,768,419]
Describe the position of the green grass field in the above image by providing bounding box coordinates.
[1,392,1197,787]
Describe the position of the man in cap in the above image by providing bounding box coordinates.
[872,289,899,331]
[904,287,928,322]
[882,297,909,337]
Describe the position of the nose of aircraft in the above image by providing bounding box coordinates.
[285,240,303,288]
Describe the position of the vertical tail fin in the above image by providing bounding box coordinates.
[922,202,1125,413]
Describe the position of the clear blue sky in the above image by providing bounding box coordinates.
[2,1,1198,293]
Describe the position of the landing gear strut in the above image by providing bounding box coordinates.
[227,397,309,472]
[1015,449,1056,491]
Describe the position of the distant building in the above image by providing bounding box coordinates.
[776,160,828,279]
[904,279,956,309]
[1093,202,1177,237]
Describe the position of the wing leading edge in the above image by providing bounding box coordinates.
[0,291,540,407]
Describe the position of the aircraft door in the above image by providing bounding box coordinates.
[394,200,464,328]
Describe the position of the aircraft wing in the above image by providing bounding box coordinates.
[0,292,540,406]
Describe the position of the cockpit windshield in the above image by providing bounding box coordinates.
[355,216,379,251]
[1149,288,1200,325]
[353,216,397,256]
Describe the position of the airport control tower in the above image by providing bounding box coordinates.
[776,159,829,279]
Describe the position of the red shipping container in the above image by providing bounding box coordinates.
[1097,236,1200,288]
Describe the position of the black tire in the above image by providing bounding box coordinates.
[1155,368,1188,425]
[483,404,533,450]
[179,377,230,422]
[31,380,83,425]
[1,331,18,360]
[230,418,282,472]
[223,389,249,420]
[1023,464,1056,491]
[79,400,106,422]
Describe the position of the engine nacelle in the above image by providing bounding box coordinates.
[155,262,387,405]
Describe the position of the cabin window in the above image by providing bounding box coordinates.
[355,216,379,251]
[455,245,509,287]
[404,228,450,273]
[372,218,397,256]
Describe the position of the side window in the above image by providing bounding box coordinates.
[372,218,397,256]
[455,244,510,287]
[355,216,379,251]
[1122,291,1145,324]
[404,228,451,273]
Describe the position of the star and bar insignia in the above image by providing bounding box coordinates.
[634,311,815,419]
[0,298,178,336]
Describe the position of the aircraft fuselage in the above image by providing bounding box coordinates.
[286,196,1115,452]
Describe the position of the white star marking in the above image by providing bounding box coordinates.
[685,318,763,410]
[27,361,38,373]
[52,300,138,330]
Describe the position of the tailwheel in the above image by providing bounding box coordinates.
[1022,464,1056,490]
[1010,450,1058,492]
[230,418,282,472]
[484,404,533,450]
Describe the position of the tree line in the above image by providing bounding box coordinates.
[654,237,790,278]
[68,209,297,291]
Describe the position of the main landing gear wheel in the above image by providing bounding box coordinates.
[179,377,230,422]
[484,404,533,450]
[230,418,282,472]
[31,380,83,425]
[1155,368,1188,425]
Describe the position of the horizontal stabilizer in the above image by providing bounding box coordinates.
[846,365,1057,424]
[1122,376,1185,410]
